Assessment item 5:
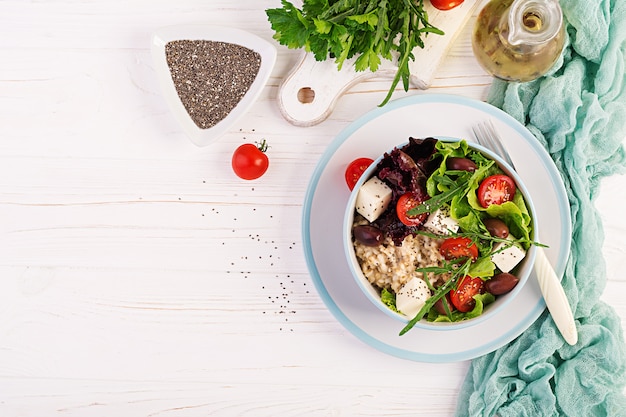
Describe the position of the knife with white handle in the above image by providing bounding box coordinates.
[534,247,578,345]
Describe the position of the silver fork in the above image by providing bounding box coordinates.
[473,120,578,346]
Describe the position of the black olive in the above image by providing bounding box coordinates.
[446,157,477,172]
[485,273,519,295]
[484,218,510,238]
[434,295,453,315]
[353,225,384,247]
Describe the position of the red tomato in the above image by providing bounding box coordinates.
[450,275,485,313]
[440,237,479,261]
[232,140,269,180]
[396,193,428,227]
[477,174,516,208]
[430,0,465,10]
[345,158,374,190]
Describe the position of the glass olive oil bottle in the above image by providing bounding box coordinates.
[472,0,565,82]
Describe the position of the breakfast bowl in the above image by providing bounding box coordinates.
[343,136,538,333]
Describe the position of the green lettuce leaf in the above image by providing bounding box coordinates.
[381,288,399,312]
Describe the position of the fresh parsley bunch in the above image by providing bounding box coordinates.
[266,0,444,106]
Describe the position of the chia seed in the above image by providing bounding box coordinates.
[165,40,262,129]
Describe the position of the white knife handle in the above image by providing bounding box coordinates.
[534,247,578,345]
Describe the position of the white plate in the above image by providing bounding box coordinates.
[151,25,277,147]
[302,94,571,362]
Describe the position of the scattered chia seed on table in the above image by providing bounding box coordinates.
[165,40,262,129]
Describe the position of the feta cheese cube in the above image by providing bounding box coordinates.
[491,236,526,273]
[396,277,431,318]
[423,206,459,235]
[355,177,392,222]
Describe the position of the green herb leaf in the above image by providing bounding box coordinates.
[346,10,379,29]
[266,1,311,49]
[354,48,382,71]
[313,17,332,35]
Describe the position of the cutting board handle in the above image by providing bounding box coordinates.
[277,52,396,127]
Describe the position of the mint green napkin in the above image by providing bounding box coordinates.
[456,1,626,416]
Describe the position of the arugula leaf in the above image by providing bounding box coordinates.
[407,182,467,216]
[266,0,443,106]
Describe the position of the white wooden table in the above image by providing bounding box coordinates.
[1,1,624,415]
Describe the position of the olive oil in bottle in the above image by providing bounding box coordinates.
[472,0,565,82]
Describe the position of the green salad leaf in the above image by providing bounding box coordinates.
[381,288,399,312]
[468,256,496,278]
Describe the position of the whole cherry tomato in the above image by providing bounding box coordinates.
[345,157,374,190]
[477,174,516,208]
[440,237,479,261]
[450,275,485,313]
[396,192,429,227]
[430,0,465,10]
[232,139,269,180]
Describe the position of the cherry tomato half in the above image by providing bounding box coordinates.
[396,193,428,227]
[450,275,485,313]
[477,174,516,208]
[430,0,465,10]
[345,158,374,190]
[232,140,269,180]
[440,237,479,261]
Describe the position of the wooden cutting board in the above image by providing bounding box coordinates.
[277,0,480,126]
